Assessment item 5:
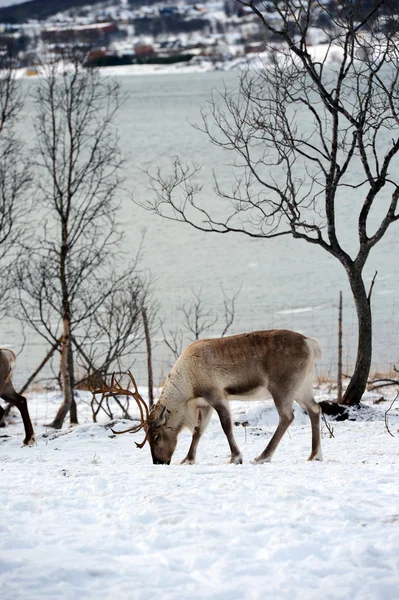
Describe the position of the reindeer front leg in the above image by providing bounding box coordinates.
[181,404,213,464]
[211,399,242,464]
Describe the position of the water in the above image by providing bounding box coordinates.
[3,70,399,387]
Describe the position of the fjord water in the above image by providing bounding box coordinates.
[5,70,399,384]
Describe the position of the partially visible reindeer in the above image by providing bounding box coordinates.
[0,349,35,446]
[100,329,323,465]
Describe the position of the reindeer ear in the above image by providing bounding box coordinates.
[155,405,167,427]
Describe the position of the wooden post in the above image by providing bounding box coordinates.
[68,342,78,425]
[337,290,343,403]
[142,306,154,409]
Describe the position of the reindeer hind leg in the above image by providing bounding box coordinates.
[298,395,323,462]
[1,381,36,446]
[252,390,295,464]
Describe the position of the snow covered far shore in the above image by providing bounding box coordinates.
[1,388,398,599]
[15,42,348,79]
[15,59,215,80]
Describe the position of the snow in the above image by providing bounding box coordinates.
[15,61,215,80]
[95,62,215,77]
[1,388,398,599]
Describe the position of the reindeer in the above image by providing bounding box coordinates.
[96,329,323,465]
[0,349,36,446]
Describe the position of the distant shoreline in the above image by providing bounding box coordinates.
[18,60,217,79]
[16,43,349,79]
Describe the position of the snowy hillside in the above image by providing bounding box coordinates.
[1,390,398,599]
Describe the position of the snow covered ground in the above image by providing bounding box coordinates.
[1,388,398,600]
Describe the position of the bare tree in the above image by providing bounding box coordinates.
[141,0,399,406]
[161,287,240,361]
[0,56,30,429]
[16,49,139,428]
[0,55,30,315]
[72,277,157,389]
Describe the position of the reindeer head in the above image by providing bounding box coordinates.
[146,402,179,465]
[91,372,178,465]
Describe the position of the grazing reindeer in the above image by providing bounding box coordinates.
[0,349,35,446]
[100,329,323,465]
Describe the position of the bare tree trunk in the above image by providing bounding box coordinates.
[48,322,73,428]
[341,271,372,406]
[337,291,343,404]
[142,306,154,408]
[48,234,74,429]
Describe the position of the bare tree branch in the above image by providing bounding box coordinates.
[161,287,241,365]
[385,393,398,437]
[139,0,399,406]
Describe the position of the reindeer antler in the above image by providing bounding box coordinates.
[91,371,149,448]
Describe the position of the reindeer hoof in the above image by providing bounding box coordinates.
[251,456,271,464]
[230,454,243,465]
[307,454,323,462]
[22,436,37,447]
[180,457,195,465]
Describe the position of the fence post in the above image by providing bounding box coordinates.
[142,307,154,409]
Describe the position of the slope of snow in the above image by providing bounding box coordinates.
[0,390,398,599]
